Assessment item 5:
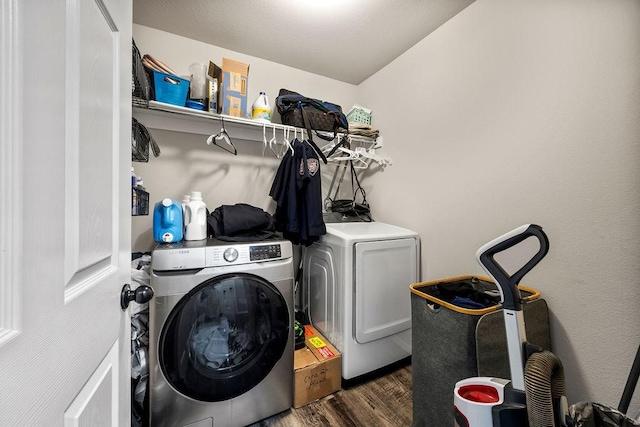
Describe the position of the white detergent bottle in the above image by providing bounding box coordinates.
[181,194,191,235]
[252,92,271,122]
[181,194,191,214]
[184,191,208,241]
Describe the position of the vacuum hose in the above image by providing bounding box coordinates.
[524,350,567,427]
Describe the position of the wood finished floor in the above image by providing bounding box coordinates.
[249,363,413,427]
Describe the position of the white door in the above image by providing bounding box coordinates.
[1,0,132,425]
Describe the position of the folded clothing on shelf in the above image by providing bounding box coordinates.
[345,123,379,139]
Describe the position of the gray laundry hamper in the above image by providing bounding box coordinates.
[409,275,551,427]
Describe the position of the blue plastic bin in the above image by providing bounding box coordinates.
[152,70,189,107]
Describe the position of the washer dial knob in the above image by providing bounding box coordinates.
[223,248,238,262]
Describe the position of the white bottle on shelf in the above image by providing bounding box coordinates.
[181,194,191,212]
[252,92,271,122]
[181,194,191,234]
[184,191,208,241]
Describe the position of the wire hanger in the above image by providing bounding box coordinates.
[279,126,294,157]
[350,152,369,169]
[268,125,282,158]
[262,123,268,156]
[355,146,392,167]
[331,147,368,169]
[321,133,347,155]
[324,133,349,158]
[324,135,349,159]
[206,117,237,155]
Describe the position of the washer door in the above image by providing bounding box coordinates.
[159,272,290,402]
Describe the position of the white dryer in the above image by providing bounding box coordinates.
[303,222,420,380]
[149,238,294,427]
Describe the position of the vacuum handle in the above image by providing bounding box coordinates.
[476,224,549,311]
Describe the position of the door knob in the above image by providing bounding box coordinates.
[121,284,154,310]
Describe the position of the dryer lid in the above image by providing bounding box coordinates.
[324,222,418,245]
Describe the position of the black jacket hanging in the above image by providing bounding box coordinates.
[270,138,326,246]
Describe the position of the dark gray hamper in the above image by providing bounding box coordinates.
[409,275,551,427]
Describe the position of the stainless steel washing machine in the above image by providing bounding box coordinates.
[149,237,294,427]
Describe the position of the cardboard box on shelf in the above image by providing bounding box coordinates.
[293,325,342,408]
[220,58,249,117]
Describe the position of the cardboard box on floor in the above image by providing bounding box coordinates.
[293,325,342,408]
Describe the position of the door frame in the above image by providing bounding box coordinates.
[0,0,23,345]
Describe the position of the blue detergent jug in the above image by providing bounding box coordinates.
[153,198,184,243]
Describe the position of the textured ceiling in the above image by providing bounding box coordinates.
[132,0,475,85]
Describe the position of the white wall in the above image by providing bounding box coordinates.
[132,25,357,251]
[359,0,640,411]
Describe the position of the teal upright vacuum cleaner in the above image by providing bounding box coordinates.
[454,224,567,427]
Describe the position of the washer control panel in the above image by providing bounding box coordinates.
[249,244,282,261]
[152,239,293,271]
[205,241,291,267]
